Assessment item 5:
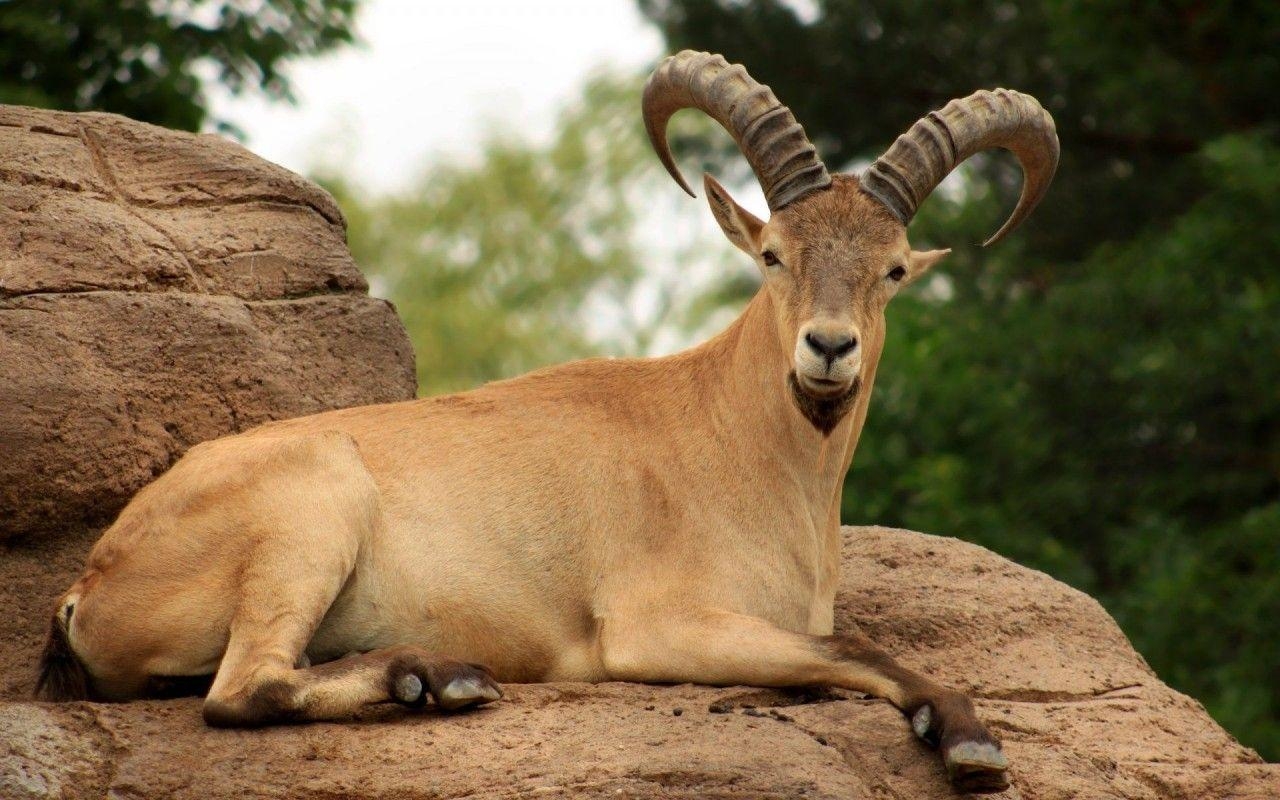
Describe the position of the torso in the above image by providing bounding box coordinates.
[257,353,847,682]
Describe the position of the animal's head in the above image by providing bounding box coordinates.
[643,51,1058,432]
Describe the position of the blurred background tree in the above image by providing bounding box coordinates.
[639,0,1280,758]
[320,72,725,394]
[0,0,357,133]
[320,76,648,394]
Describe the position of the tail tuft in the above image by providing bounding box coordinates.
[34,610,93,701]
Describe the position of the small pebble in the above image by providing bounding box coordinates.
[816,736,828,746]
[672,708,683,717]
[644,705,654,711]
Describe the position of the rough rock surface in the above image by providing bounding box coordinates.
[0,104,416,540]
[2,527,1275,799]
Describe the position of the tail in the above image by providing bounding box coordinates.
[33,604,94,701]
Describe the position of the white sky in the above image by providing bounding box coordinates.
[212,0,665,193]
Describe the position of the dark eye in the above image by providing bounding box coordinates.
[888,265,907,282]
[762,250,780,267]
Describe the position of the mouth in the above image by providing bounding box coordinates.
[795,373,853,399]
[788,371,862,436]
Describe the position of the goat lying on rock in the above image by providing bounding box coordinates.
[37,51,1058,793]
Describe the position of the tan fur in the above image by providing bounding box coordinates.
[41,173,1010,789]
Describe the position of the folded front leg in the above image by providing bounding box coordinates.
[600,608,1008,793]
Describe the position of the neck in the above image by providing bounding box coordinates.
[688,290,876,527]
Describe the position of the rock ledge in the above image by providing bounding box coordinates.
[2,527,1274,800]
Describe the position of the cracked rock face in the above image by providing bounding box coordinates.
[0,104,417,541]
[2,528,1276,799]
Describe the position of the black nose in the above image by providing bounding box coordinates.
[804,331,858,361]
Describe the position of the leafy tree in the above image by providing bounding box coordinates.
[0,0,358,132]
[640,0,1280,757]
[323,74,721,395]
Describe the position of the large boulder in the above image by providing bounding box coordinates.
[0,104,416,541]
[1,527,1274,799]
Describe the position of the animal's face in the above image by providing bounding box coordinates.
[643,52,1056,431]
[704,173,948,430]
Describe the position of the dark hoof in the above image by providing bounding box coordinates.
[911,704,941,747]
[944,740,1010,793]
[392,673,425,704]
[434,670,503,711]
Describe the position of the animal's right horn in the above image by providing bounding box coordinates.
[642,50,832,212]
[860,89,1059,246]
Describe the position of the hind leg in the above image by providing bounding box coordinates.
[204,635,503,727]
[203,534,501,728]
[199,435,501,726]
[48,429,502,722]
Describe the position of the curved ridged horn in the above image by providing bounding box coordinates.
[643,50,831,212]
[860,89,1059,246]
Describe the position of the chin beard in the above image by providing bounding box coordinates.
[788,372,861,436]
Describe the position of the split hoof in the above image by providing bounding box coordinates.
[944,740,1010,793]
[385,651,503,712]
[912,703,1010,793]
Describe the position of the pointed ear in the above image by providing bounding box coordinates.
[704,173,764,257]
[906,248,951,284]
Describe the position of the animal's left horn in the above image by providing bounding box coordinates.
[642,50,832,212]
[860,89,1059,246]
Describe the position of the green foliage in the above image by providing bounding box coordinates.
[0,0,357,132]
[323,75,670,395]
[642,0,1280,758]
